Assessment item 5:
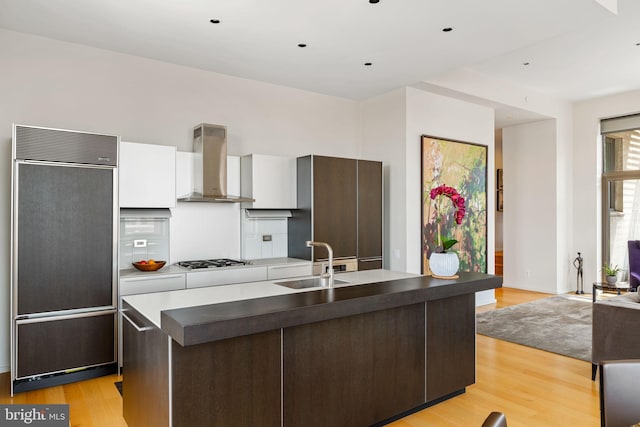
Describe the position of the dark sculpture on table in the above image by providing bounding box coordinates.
[573,252,584,294]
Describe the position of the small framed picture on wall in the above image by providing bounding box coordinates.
[497,190,503,212]
[497,168,503,190]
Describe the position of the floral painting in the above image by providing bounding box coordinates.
[421,135,487,274]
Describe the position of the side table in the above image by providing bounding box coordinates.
[592,282,630,302]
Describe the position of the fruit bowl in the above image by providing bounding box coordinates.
[132,260,166,271]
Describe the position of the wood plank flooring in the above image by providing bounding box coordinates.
[0,287,600,427]
[390,288,600,427]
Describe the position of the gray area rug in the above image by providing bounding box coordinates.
[476,295,592,362]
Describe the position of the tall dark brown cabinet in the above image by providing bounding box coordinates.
[11,125,118,394]
[288,155,382,271]
[357,159,383,270]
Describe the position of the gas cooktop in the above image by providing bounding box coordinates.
[177,259,251,270]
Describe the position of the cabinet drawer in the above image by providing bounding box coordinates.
[186,267,268,289]
[120,274,185,296]
[267,264,312,280]
[358,258,383,271]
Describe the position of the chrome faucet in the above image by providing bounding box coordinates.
[306,240,334,288]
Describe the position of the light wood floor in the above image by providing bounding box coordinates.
[391,287,600,427]
[0,288,600,427]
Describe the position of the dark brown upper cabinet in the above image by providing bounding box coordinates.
[289,155,382,269]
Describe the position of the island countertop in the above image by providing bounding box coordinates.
[123,269,501,347]
[121,270,503,427]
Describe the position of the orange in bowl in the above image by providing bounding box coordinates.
[132,260,166,271]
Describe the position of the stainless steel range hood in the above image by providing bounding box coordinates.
[178,123,254,203]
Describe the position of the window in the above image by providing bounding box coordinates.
[601,114,640,282]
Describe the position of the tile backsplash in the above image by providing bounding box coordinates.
[119,217,170,267]
[241,212,288,259]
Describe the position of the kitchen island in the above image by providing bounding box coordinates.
[121,270,501,427]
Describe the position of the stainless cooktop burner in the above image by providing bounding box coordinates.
[177,258,250,270]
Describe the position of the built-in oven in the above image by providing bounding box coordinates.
[313,258,358,276]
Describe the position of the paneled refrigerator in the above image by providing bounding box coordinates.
[11,124,119,394]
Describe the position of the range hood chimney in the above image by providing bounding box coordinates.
[178,123,254,203]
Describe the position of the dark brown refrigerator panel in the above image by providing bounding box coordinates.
[17,163,115,315]
[17,312,115,378]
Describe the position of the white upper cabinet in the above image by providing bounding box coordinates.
[119,141,176,208]
[175,151,194,199]
[240,154,296,209]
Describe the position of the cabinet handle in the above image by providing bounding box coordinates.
[15,308,116,323]
[121,311,154,332]
[121,274,184,283]
[268,265,308,270]
[359,258,382,262]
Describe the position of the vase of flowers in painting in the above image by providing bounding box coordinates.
[428,184,466,278]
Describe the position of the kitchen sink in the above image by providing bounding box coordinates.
[274,277,350,289]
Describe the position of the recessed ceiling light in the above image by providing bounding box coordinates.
[636,42,640,46]
[209,19,221,24]
[369,0,380,3]
[523,61,530,66]
[442,27,453,32]
[364,62,373,66]
[297,43,307,48]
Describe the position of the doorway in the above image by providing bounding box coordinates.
[495,129,503,276]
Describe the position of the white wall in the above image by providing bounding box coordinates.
[503,120,558,293]
[169,156,243,263]
[427,68,579,295]
[573,90,640,288]
[0,29,359,156]
[0,29,361,373]
[0,109,10,375]
[405,88,496,305]
[361,87,496,305]
[425,68,565,122]
[405,88,497,274]
[555,105,575,294]
[360,89,406,271]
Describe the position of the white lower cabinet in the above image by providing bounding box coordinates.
[120,273,185,296]
[267,263,312,280]
[186,267,268,289]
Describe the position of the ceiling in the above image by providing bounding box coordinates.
[0,0,638,126]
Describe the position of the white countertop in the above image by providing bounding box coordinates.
[246,257,312,266]
[119,257,310,279]
[120,264,185,278]
[122,269,419,328]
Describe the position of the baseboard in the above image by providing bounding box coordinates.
[476,298,497,307]
[372,389,466,426]
[13,364,117,394]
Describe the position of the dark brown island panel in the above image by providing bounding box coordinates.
[122,272,501,427]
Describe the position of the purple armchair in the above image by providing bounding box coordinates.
[628,241,640,291]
